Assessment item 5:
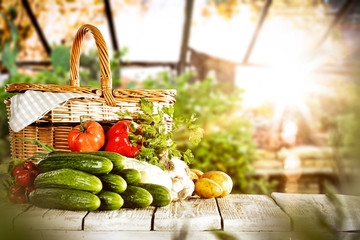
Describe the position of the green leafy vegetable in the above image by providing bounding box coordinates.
[120,98,203,166]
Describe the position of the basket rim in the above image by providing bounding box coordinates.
[5,83,176,95]
[4,88,177,106]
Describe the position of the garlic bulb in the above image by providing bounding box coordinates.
[162,157,195,201]
[123,155,195,201]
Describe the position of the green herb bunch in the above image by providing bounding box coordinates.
[119,98,203,167]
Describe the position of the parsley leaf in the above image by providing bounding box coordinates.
[118,98,203,165]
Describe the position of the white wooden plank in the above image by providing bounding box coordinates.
[339,232,360,240]
[217,194,291,232]
[154,198,221,231]
[13,206,87,230]
[13,206,50,230]
[39,209,88,230]
[271,192,339,232]
[334,194,360,231]
[84,207,155,231]
[40,231,298,240]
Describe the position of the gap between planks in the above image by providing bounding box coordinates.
[270,194,295,231]
[215,198,224,230]
[81,211,90,231]
[150,207,158,231]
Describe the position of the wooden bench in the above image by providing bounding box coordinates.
[3,193,360,240]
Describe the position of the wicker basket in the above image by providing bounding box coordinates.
[5,24,176,160]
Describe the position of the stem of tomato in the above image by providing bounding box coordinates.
[79,116,87,133]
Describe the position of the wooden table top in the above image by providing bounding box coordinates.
[2,193,360,240]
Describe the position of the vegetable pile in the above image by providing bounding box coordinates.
[4,98,234,210]
[28,151,172,211]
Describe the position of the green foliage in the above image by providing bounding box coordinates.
[142,72,276,194]
[79,47,128,88]
[1,10,19,76]
[111,47,128,88]
[120,98,203,167]
[50,45,70,71]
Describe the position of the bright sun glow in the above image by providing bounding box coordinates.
[236,62,325,109]
[281,121,298,145]
[284,155,301,170]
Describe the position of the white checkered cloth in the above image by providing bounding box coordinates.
[9,90,99,132]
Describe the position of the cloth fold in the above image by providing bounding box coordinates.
[9,90,99,132]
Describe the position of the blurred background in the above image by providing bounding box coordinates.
[1,0,360,196]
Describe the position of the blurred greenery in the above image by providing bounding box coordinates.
[0,3,360,240]
[141,72,277,194]
[0,9,275,194]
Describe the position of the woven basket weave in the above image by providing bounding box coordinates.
[5,24,176,160]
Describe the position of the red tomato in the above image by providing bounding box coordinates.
[16,195,27,204]
[8,193,17,203]
[16,170,34,187]
[13,165,25,177]
[9,183,25,196]
[25,186,35,195]
[68,120,105,152]
[25,162,37,171]
[31,170,40,178]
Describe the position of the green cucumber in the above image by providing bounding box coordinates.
[97,191,124,210]
[121,186,153,208]
[99,174,127,194]
[29,188,100,211]
[80,151,125,173]
[119,169,141,185]
[137,183,171,207]
[34,169,102,194]
[48,151,125,173]
[37,154,113,174]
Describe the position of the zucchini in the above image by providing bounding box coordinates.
[119,169,141,185]
[137,183,171,207]
[97,191,124,210]
[99,174,127,194]
[37,154,113,174]
[34,169,102,194]
[29,188,100,211]
[121,186,153,208]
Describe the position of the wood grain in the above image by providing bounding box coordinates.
[154,198,221,231]
[39,231,307,240]
[217,194,290,232]
[272,193,360,231]
[40,209,88,230]
[333,194,360,231]
[271,192,341,231]
[13,206,87,230]
[84,207,155,231]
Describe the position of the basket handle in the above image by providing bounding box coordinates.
[69,24,116,106]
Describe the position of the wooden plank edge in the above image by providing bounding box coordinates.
[270,192,295,231]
